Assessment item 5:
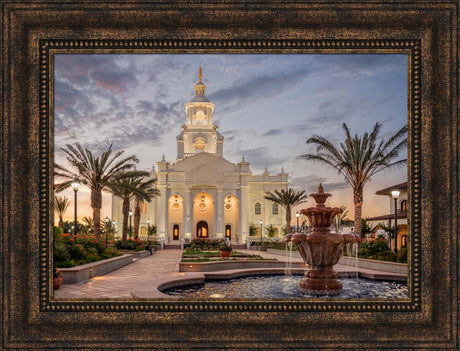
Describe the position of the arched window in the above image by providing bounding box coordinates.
[255,202,261,215]
[272,203,278,215]
[141,200,147,214]
[140,226,147,237]
[401,200,408,212]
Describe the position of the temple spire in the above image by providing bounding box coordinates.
[194,64,206,96]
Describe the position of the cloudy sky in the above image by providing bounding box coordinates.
[54,53,407,222]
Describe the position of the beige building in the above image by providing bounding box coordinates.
[367,181,408,250]
[112,67,289,244]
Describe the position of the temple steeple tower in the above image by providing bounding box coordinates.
[176,66,224,159]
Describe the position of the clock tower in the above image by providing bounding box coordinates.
[176,65,224,160]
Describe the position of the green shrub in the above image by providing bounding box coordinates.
[375,250,396,262]
[358,237,390,258]
[55,259,76,268]
[85,247,99,256]
[54,241,70,262]
[103,247,121,258]
[396,246,408,263]
[249,222,258,236]
[115,239,146,251]
[84,253,101,263]
[265,224,278,238]
[68,243,85,261]
[218,245,233,252]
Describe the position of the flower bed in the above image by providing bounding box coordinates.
[182,246,267,262]
[114,238,147,251]
[54,232,122,268]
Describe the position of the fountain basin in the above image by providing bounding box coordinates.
[130,267,407,299]
[160,274,408,299]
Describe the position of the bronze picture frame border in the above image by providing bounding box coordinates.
[41,39,419,314]
[2,1,457,349]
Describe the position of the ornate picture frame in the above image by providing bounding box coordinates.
[1,1,457,349]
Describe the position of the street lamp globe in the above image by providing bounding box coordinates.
[71,177,80,192]
[391,190,400,199]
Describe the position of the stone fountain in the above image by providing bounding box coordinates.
[285,184,360,294]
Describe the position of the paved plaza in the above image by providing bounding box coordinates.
[54,249,403,299]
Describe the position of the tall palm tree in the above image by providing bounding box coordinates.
[108,172,160,247]
[299,122,407,237]
[264,188,308,235]
[332,206,353,233]
[54,143,139,241]
[54,195,70,231]
[133,196,143,239]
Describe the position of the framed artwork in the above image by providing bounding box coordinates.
[1,1,457,349]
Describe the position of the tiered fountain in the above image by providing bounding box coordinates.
[286,184,360,294]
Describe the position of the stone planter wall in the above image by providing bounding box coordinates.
[60,254,134,284]
[179,260,305,272]
[120,250,150,259]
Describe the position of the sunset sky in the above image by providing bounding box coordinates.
[54,53,408,224]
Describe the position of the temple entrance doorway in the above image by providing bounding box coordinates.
[197,221,208,238]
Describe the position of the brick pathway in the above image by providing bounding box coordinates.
[54,249,183,299]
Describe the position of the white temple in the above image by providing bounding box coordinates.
[112,66,289,244]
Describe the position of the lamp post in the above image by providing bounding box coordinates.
[259,219,263,251]
[391,190,400,256]
[105,217,109,247]
[147,218,151,243]
[296,211,300,233]
[129,210,133,239]
[71,177,80,243]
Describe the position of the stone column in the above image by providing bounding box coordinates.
[216,188,224,238]
[184,186,192,238]
[156,185,167,243]
[239,185,249,243]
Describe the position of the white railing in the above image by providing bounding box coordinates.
[183,152,217,158]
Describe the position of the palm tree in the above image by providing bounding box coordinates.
[264,188,308,235]
[54,143,139,241]
[299,122,407,237]
[54,195,70,231]
[133,196,143,239]
[108,172,160,248]
[332,206,353,233]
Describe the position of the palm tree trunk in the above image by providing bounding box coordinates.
[122,198,130,248]
[286,208,292,234]
[91,190,103,241]
[354,189,363,238]
[134,197,141,239]
[58,217,64,231]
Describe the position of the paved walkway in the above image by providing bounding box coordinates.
[54,248,402,299]
[54,249,183,299]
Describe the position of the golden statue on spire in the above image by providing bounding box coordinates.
[198,63,202,82]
